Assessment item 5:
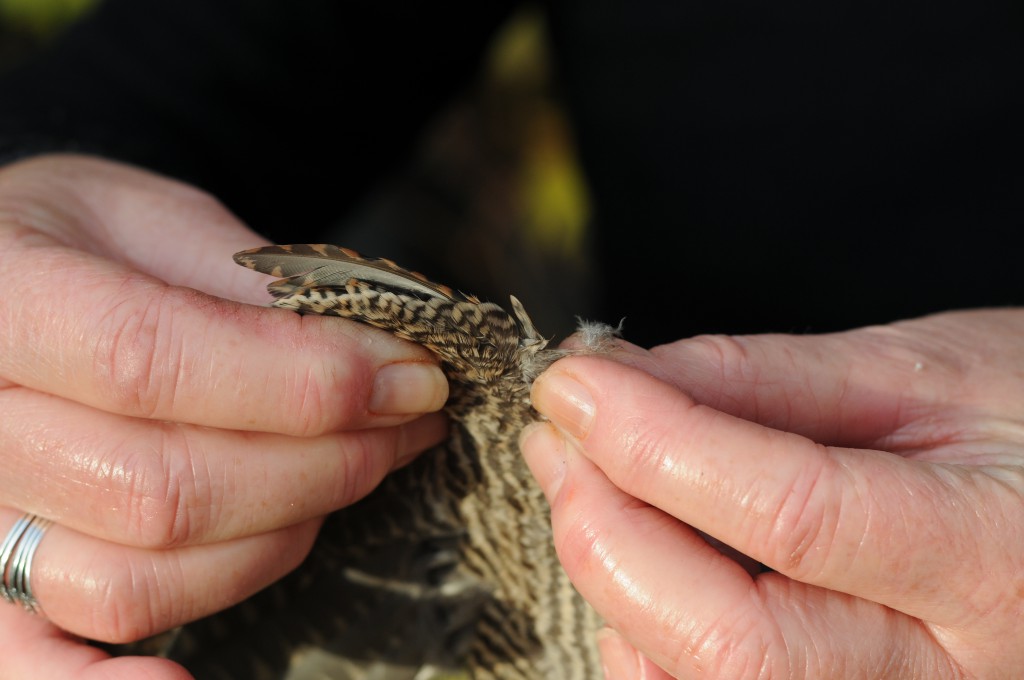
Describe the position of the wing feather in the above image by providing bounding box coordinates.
[233,244,467,301]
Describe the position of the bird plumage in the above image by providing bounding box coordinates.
[128,244,605,679]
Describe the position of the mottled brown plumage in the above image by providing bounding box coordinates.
[148,244,604,678]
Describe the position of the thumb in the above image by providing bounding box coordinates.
[0,154,269,303]
[577,327,933,449]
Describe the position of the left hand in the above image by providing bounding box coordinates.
[521,309,1024,679]
[0,156,448,679]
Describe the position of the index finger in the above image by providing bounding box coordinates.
[0,244,448,435]
[529,356,1012,628]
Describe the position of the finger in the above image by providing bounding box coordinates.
[597,627,675,680]
[0,156,449,432]
[0,153,269,304]
[0,605,192,680]
[0,387,447,547]
[0,507,321,644]
[529,357,1024,628]
[521,424,959,679]
[0,241,448,433]
[566,325,951,449]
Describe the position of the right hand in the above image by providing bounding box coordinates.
[0,154,450,679]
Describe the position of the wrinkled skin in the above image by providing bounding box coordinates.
[0,155,449,679]
[523,310,1024,679]
[3,154,1022,680]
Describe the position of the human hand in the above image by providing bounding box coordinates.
[0,155,449,679]
[522,310,1024,679]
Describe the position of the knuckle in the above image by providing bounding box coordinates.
[94,285,183,419]
[329,430,389,506]
[552,509,604,579]
[86,551,183,643]
[282,362,332,437]
[616,415,679,488]
[675,334,789,423]
[294,316,395,434]
[612,399,711,496]
[680,604,780,680]
[111,427,212,548]
[687,334,758,383]
[279,342,371,436]
[668,578,792,680]
[550,479,646,582]
[761,449,843,577]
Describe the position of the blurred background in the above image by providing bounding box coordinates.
[0,0,596,339]
[0,0,96,66]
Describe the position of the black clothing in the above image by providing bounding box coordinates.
[2,0,1022,345]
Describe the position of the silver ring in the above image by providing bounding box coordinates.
[0,513,52,614]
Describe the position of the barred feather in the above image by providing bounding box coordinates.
[159,244,604,679]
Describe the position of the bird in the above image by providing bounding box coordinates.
[141,244,609,679]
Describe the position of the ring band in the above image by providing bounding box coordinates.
[0,513,53,614]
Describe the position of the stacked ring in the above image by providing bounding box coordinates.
[0,513,52,614]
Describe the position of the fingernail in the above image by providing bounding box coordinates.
[532,371,596,440]
[519,422,568,502]
[370,362,448,415]
[597,627,640,680]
